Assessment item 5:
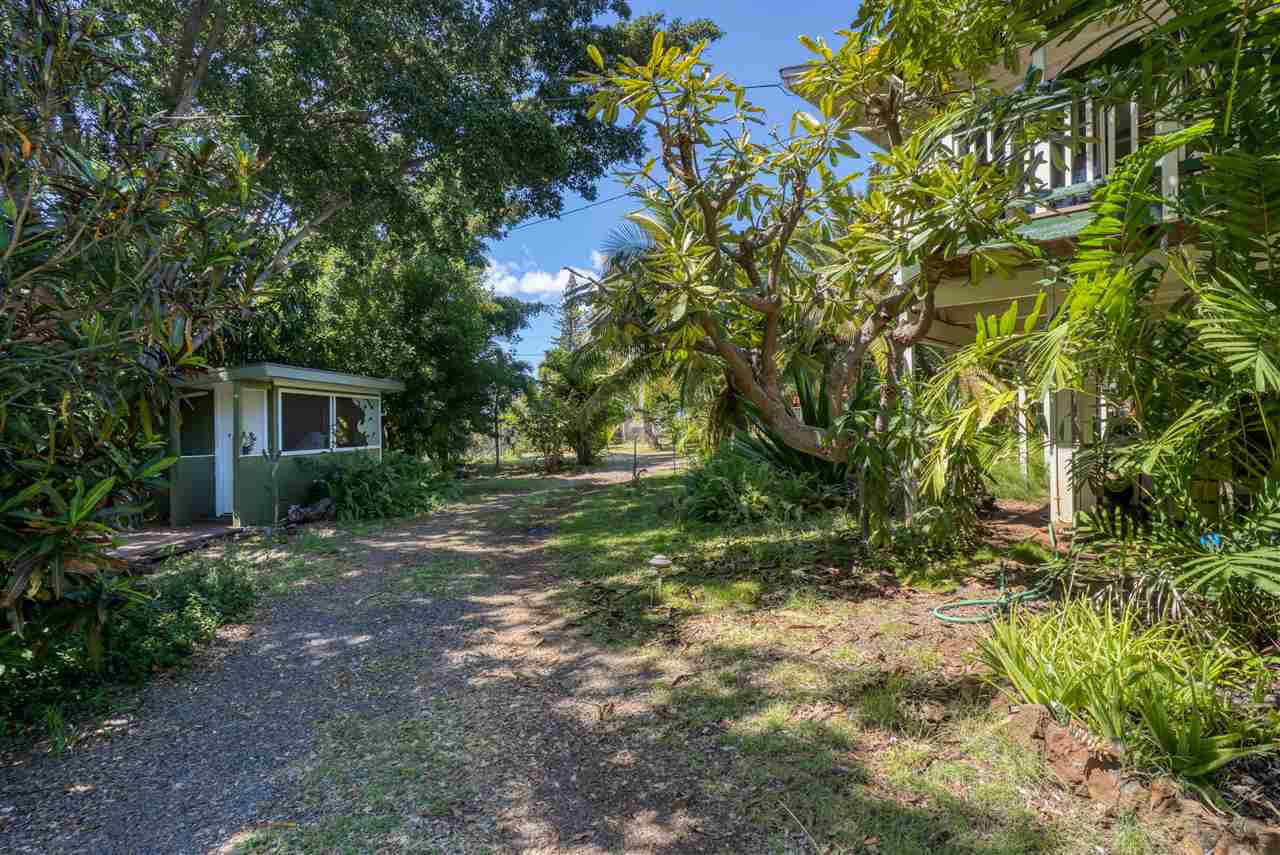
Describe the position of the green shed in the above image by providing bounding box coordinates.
[168,363,405,527]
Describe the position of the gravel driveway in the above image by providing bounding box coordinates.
[1,453,749,855]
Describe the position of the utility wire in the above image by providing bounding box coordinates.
[507,191,633,232]
[153,83,789,121]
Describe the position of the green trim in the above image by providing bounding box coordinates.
[1038,179,1103,206]
[1016,208,1096,242]
[899,208,1096,285]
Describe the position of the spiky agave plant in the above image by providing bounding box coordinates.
[731,365,858,487]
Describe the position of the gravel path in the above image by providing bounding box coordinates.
[1,453,748,855]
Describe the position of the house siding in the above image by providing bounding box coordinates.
[234,449,381,525]
[167,367,396,527]
[171,457,216,523]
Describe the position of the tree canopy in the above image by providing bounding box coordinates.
[115,1,723,266]
[220,251,541,463]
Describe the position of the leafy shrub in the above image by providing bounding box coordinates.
[106,551,259,680]
[1,4,264,674]
[0,550,260,731]
[979,599,1277,801]
[511,391,572,471]
[678,444,839,525]
[1068,477,1280,643]
[303,451,449,521]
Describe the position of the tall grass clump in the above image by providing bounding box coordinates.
[979,599,1277,802]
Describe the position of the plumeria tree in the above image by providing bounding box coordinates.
[571,31,1040,467]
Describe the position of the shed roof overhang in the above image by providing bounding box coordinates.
[180,362,406,395]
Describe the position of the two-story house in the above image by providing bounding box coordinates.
[781,17,1193,527]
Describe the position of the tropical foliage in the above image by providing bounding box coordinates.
[220,251,540,463]
[573,22,1040,473]
[1,2,264,671]
[980,600,1277,802]
[301,451,450,522]
[0,0,724,674]
[1,547,259,733]
[918,0,1280,637]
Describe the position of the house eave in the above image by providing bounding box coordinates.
[179,362,405,394]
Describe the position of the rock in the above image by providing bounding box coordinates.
[287,497,336,524]
[919,702,946,724]
[1042,720,1124,808]
[1043,721,1089,790]
[1148,777,1182,815]
[1002,704,1050,748]
[1114,778,1146,815]
[1213,834,1259,855]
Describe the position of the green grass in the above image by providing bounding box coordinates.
[530,473,1149,853]
[988,453,1050,504]
[1006,537,1053,566]
[398,557,497,596]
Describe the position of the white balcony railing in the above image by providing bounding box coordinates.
[950,95,1184,219]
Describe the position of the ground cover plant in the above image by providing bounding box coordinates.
[980,600,1279,807]
[0,549,260,740]
[301,451,452,522]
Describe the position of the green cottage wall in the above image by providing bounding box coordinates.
[171,457,216,522]
[234,451,381,524]
[167,377,388,527]
[232,381,383,525]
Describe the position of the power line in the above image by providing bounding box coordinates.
[154,83,789,122]
[507,191,632,232]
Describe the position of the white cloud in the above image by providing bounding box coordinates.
[484,256,599,300]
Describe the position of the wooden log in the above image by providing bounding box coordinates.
[287,497,336,524]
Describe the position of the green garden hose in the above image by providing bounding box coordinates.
[931,562,1050,624]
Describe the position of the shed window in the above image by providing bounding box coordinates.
[281,393,330,453]
[335,396,379,449]
[178,393,215,456]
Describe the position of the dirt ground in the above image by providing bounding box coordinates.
[4,453,757,854]
[0,453,1146,855]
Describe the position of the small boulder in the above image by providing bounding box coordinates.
[1002,703,1050,748]
[1042,720,1123,806]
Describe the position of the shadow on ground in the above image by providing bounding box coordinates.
[3,461,1073,855]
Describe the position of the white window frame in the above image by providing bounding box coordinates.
[239,387,269,457]
[276,389,381,456]
[332,393,382,453]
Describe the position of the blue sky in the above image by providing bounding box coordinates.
[486,0,864,367]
